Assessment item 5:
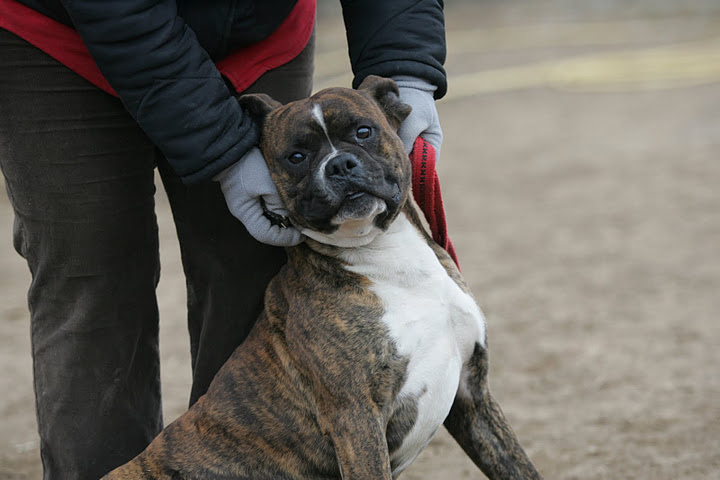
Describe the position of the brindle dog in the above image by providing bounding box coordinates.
[104,76,542,480]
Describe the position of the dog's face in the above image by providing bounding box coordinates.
[239,76,412,247]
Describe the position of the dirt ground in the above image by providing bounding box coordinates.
[2,1,720,479]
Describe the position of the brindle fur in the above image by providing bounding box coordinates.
[104,76,541,480]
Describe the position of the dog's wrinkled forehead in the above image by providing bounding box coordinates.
[264,89,388,153]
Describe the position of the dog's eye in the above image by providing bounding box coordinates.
[356,126,372,140]
[287,152,306,164]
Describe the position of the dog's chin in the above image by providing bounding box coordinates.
[300,193,388,248]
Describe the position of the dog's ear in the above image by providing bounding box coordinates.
[237,93,282,130]
[358,75,412,130]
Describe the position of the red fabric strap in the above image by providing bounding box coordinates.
[0,0,316,97]
[410,137,460,268]
[0,0,117,95]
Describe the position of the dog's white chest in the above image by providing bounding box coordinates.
[341,213,486,475]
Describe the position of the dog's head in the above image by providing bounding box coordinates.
[238,75,412,247]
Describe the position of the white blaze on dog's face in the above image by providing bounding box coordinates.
[237,76,412,247]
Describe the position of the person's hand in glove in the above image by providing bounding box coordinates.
[393,75,443,160]
[214,147,304,246]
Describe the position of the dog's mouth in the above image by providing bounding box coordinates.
[292,171,405,247]
[333,180,402,222]
[348,177,402,208]
[332,190,386,226]
[345,191,366,201]
[298,186,392,247]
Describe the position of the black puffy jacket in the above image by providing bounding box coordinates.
[16,0,446,184]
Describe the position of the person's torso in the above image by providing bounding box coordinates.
[16,0,298,60]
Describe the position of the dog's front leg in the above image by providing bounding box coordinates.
[286,312,395,480]
[444,343,543,480]
[317,403,393,480]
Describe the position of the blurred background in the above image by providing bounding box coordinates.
[2,1,719,478]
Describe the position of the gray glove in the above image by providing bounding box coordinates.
[214,147,304,246]
[393,75,443,160]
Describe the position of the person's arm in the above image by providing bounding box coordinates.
[340,0,447,98]
[340,0,446,158]
[61,0,303,245]
[61,0,256,184]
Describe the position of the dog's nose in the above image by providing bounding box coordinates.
[325,153,360,179]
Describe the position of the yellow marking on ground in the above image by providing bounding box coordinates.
[446,36,720,100]
[313,18,720,97]
[446,18,720,54]
[314,17,720,79]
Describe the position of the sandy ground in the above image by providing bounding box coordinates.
[2,1,720,479]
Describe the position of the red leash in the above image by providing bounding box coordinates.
[410,137,460,268]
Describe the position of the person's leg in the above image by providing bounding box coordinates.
[159,31,315,405]
[0,31,162,479]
